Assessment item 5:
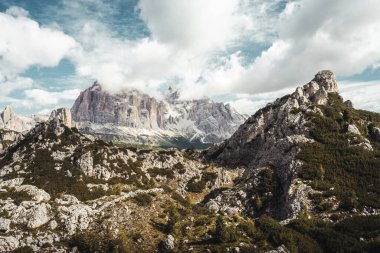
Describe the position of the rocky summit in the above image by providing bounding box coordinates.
[71,83,246,148]
[0,71,379,253]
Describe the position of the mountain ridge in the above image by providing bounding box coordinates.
[0,71,379,252]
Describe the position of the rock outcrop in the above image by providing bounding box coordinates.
[49,108,72,128]
[71,83,246,145]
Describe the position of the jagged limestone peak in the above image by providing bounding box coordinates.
[294,70,338,105]
[49,108,72,128]
[312,70,338,93]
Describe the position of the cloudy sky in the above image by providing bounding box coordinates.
[1,0,380,115]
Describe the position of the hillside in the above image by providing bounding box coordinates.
[0,71,379,252]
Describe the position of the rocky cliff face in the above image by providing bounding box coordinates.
[0,107,43,133]
[71,83,166,129]
[203,70,366,219]
[71,83,246,146]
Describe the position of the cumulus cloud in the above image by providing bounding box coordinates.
[3,1,380,116]
[11,89,81,113]
[0,6,80,113]
[226,86,294,115]
[68,0,276,97]
[0,7,79,75]
[74,0,380,101]
[219,0,380,94]
[137,0,249,53]
[23,89,81,107]
[340,81,380,113]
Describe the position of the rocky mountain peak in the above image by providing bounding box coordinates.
[1,107,13,123]
[71,82,246,146]
[0,107,37,133]
[312,70,338,93]
[166,86,180,103]
[49,108,72,128]
[294,70,338,105]
[48,108,72,136]
[203,70,345,219]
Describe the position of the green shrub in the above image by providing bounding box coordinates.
[214,216,239,243]
[298,94,380,209]
[11,246,34,253]
[132,193,153,206]
[68,230,128,253]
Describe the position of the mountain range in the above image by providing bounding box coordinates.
[0,71,379,252]
[0,84,246,149]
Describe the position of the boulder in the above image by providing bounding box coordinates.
[15,185,51,202]
[370,126,380,142]
[347,124,361,135]
[58,203,94,235]
[0,218,11,232]
[0,236,19,252]
[159,234,175,250]
[11,202,51,229]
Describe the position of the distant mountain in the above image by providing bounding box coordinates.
[0,107,49,153]
[0,107,47,133]
[71,83,246,148]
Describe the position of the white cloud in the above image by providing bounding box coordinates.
[14,89,81,109]
[3,0,380,116]
[137,0,248,53]
[0,7,79,75]
[226,86,294,115]
[68,0,279,98]
[5,6,29,17]
[0,6,80,113]
[0,74,34,96]
[340,81,380,113]
[219,0,380,94]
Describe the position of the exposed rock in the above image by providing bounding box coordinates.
[15,185,51,202]
[347,124,361,135]
[265,245,289,253]
[49,108,72,135]
[160,234,175,250]
[0,218,11,232]
[0,107,47,133]
[55,194,80,206]
[75,152,111,180]
[49,220,58,230]
[0,130,20,153]
[11,202,51,229]
[49,107,72,128]
[57,199,94,235]
[0,178,24,188]
[369,126,380,142]
[204,70,337,219]
[0,236,19,252]
[284,180,313,220]
[71,83,246,145]
[344,100,353,108]
[0,107,31,133]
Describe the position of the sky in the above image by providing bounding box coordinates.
[1,0,380,115]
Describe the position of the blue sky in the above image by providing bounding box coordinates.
[1,0,380,115]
